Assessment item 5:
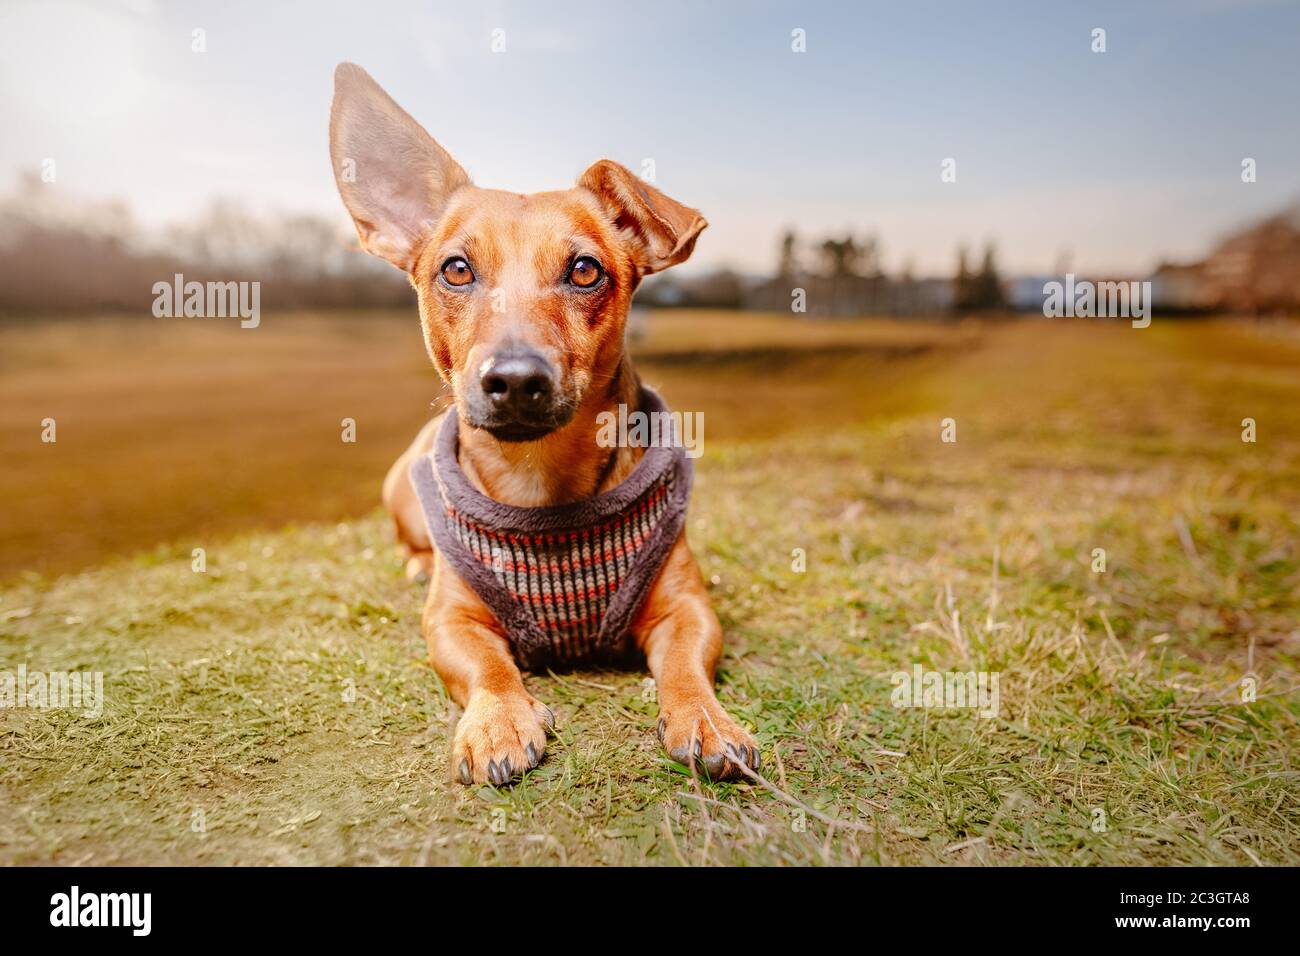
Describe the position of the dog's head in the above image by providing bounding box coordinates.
[328,63,706,442]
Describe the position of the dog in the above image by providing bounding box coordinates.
[329,63,758,785]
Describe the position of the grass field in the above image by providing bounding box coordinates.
[0,310,965,580]
[2,311,1298,865]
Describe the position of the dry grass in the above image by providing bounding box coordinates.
[0,309,965,580]
[1,312,1298,865]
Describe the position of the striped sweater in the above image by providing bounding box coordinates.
[410,386,693,668]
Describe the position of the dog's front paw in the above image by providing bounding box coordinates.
[657,698,758,780]
[452,690,554,786]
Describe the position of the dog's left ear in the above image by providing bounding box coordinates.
[577,160,707,275]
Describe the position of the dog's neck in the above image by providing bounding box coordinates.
[457,353,642,508]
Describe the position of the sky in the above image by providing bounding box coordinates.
[2,0,1298,277]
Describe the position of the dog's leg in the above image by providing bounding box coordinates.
[382,415,442,581]
[403,550,434,583]
[423,561,553,785]
[634,535,759,779]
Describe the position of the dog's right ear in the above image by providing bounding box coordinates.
[329,63,471,272]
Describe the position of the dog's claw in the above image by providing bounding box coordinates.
[726,741,759,771]
[501,757,512,779]
[738,744,759,770]
[525,742,538,767]
[659,705,759,781]
[458,758,472,785]
[542,706,556,733]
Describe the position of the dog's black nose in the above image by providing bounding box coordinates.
[480,350,555,415]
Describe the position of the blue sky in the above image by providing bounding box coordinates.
[2,0,1298,276]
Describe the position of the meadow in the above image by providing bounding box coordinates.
[1,310,1297,865]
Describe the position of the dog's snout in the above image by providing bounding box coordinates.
[481,351,555,408]
[466,348,571,441]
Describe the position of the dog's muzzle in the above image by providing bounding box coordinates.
[465,348,571,441]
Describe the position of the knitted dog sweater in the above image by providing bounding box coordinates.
[410,386,692,668]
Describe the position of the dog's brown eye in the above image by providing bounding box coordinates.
[567,256,603,289]
[440,257,475,287]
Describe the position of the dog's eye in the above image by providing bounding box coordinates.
[567,256,604,289]
[440,257,475,287]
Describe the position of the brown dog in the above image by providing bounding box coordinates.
[329,63,758,785]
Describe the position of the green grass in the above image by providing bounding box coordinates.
[2,316,1298,865]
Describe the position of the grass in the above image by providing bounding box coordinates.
[0,309,960,579]
[2,312,1298,865]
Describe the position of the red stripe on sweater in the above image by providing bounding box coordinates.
[519,576,617,604]
[535,607,602,630]
[445,481,669,549]
[467,522,655,576]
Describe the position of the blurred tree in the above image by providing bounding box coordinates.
[976,241,1006,310]
[954,241,1005,311]
[898,257,916,314]
[0,172,410,314]
[819,234,862,278]
[777,229,800,278]
[859,234,881,278]
[953,244,974,310]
